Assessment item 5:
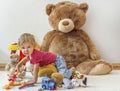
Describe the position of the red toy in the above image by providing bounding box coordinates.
[18,82,34,89]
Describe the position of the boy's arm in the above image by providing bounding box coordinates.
[33,63,39,83]
[16,57,28,72]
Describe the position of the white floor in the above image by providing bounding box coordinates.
[0,70,120,91]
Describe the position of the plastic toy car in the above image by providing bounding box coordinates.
[41,77,56,90]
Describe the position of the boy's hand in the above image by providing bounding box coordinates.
[71,67,76,73]
[15,65,20,73]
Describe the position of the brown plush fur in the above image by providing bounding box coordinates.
[38,63,64,85]
[41,1,112,75]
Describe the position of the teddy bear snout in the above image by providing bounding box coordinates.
[58,19,74,33]
[62,21,69,26]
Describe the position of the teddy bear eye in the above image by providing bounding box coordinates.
[75,20,80,24]
[69,15,71,19]
[10,56,13,59]
[59,17,62,20]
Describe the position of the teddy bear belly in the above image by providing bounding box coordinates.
[49,39,89,68]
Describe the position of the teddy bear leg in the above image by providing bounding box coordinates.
[76,60,112,75]
[51,73,64,87]
[9,67,15,76]
[89,60,112,75]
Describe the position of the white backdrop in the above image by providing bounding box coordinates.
[0,0,120,63]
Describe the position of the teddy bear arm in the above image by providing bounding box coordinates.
[38,63,57,77]
[81,31,101,60]
[5,64,10,71]
[41,30,58,51]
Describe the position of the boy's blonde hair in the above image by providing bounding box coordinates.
[18,33,36,47]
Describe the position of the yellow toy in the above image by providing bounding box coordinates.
[8,43,19,54]
[3,81,21,90]
[38,63,64,86]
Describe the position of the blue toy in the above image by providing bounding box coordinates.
[41,77,56,90]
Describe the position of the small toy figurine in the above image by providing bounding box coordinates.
[63,78,74,89]
[8,72,17,81]
[3,79,21,90]
[71,75,80,87]
[3,81,14,90]
[5,54,19,76]
[71,71,87,87]
[80,77,87,87]
[3,70,27,90]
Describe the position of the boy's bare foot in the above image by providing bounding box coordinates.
[71,67,76,73]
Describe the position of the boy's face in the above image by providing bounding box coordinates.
[20,42,34,57]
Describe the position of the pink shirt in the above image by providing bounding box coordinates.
[29,49,57,66]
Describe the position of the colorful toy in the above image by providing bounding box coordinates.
[3,70,26,90]
[63,78,74,89]
[71,77,80,87]
[3,80,21,90]
[74,71,84,79]
[72,71,87,87]
[8,42,40,61]
[8,43,19,54]
[18,82,34,89]
[80,77,87,87]
[3,81,15,90]
[4,81,21,88]
[8,71,18,81]
[41,77,56,90]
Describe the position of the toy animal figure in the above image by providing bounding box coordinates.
[5,53,26,79]
[5,54,19,76]
[71,71,87,87]
[71,76,87,88]
[17,66,26,79]
[80,77,87,87]
[71,77,80,87]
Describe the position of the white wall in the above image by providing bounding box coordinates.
[0,0,120,63]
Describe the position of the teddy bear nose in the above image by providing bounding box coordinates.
[62,21,69,26]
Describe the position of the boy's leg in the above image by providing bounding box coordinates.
[55,55,72,79]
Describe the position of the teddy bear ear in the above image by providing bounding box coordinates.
[10,55,12,59]
[46,4,55,15]
[79,3,88,13]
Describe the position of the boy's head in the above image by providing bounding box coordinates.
[18,33,36,47]
[18,33,36,56]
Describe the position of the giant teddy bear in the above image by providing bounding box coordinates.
[40,1,112,75]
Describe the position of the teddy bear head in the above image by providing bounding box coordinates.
[46,1,88,33]
[5,54,20,76]
[10,53,19,65]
